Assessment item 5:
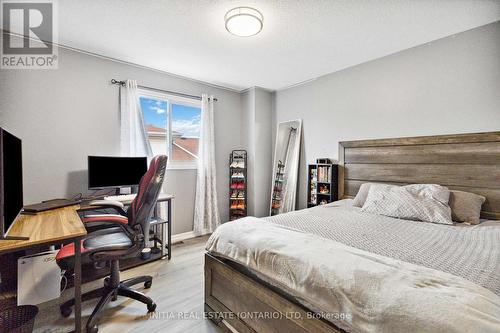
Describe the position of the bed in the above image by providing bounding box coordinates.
[204,131,500,333]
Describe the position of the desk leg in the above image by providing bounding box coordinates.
[74,238,82,333]
[159,202,165,258]
[161,222,166,258]
[168,199,171,259]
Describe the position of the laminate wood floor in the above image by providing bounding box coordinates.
[34,236,224,333]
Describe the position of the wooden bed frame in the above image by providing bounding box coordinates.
[205,131,500,332]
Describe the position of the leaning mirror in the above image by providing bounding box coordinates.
[270,119,302,216]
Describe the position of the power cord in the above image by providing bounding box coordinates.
[60,270,68,293]
[76,189,117,202]
[71,193,83,200]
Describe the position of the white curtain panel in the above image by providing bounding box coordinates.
[119,79,155,246]
[194,94,221,235]
[120,79,153,157]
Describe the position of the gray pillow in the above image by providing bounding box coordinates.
[449,190,486,225]
[361,184,453,225]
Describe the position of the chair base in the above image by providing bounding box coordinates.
[60,261,155,333]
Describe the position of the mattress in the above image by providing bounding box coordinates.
[206,201,500,332]
[264,200,500,295]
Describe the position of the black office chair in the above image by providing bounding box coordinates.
[56,155,167,333]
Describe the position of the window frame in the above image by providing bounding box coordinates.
[138,88,201,170]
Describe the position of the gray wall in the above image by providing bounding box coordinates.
[0,45,242,235]
[274,21,500,209]
[240,87,272,217]
[253,89,273,217]
[2,21,499,228]
[240,89,255,215]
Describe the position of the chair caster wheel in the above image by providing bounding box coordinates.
[147,302,157,312]
[60,306,72,318]
[144,281,152,289]
[87,326,98,333]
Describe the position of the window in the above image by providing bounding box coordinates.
[138,89,201,169]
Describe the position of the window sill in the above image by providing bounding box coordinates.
[167,164,198,170]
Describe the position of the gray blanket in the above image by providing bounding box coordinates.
[207,216,500,333]
[264,200,500,295]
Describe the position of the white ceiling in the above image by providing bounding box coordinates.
[57,0,500,91]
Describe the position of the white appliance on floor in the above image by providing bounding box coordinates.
[17,250,61,305]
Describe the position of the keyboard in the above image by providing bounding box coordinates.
[104,194,137,202]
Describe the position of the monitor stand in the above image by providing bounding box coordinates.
[114,187,138,195]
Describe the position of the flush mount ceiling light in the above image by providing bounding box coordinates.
[225,7,263,37]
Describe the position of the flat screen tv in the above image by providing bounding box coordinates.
[88,156,148,190]
[0,127,25,240]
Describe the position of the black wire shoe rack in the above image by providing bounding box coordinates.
[229,150,247,221]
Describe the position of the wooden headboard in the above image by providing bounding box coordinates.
[338,132,500,220]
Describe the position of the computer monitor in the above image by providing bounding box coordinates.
[88,156,148,191]
[0,127,27,240]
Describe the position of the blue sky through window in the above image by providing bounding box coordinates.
[172,104,201,137]
[140,97,167,128]
[140,97,201,137]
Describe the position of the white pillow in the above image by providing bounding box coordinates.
[361,184,453,225]
[352,182,376,207]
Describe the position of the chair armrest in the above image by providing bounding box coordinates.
[88,200,124,209]
[82,200,127,216]
[82,214,128,224]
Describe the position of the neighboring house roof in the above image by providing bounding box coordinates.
[145,124,182,138]
[145,124,165,134]
[173,138,199,160]
[145,124,198,162]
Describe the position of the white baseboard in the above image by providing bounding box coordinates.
[171,230,210,244]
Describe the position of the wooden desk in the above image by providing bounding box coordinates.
[0,205,87,333]
[0,205,86,252]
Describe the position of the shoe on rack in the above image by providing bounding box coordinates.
[231,191,238,198]
[230,161,238,168]
[231,201,238,209]
[237,183,244,189]
[236,161,245,168]
[237,191,244,199]
[230,183,238,189]
[237,201,245,210]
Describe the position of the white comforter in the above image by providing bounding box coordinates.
[206,217,500,333]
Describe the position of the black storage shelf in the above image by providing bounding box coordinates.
[307,162,338,208]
